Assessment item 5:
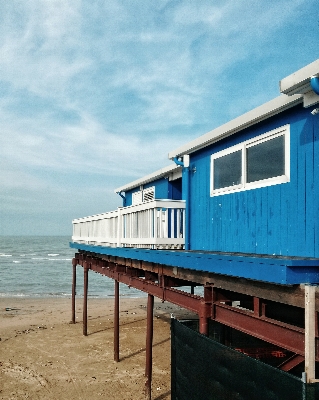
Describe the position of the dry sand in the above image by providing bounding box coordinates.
[0,297,197,399]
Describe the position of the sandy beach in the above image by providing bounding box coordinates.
[0,297,196,399]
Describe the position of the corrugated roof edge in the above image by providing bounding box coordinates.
[168,94,302,159]
[114,164,182,193]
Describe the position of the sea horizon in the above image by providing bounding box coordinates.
[0,235,146,299]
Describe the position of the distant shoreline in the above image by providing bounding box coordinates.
[0,294,148,300]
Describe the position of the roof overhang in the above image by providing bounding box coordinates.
[280,59,319,108]
[114,164,182,193]
[169,59,319,159]
[280,59,319,95]
[168,94,302,159]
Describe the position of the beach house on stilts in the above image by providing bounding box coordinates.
[71,60,319,399]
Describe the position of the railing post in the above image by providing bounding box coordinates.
[164,208,168,238]
[117,208,122,247]
[182,208,186,242]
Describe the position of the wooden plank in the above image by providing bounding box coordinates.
[305,284,316,382]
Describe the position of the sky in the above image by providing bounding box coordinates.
[0,0,318,236]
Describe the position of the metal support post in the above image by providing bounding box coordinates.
[114,280,120,362]
[199,285,213,336]
[72,259,77,324]
[253,297,266,317]
[83,264,89,336]
[145,294,154,400]
[199,307,209,335]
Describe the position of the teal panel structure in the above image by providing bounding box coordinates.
[171,319,319,400]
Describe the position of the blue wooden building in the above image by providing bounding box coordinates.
[169,60,319,259]
[71,60,319,389]
[71,59,319,285]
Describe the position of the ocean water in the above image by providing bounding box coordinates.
[0,236,145,298]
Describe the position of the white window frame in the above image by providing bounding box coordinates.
[210,125,290,196]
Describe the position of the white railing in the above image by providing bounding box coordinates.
[72,200,186,250]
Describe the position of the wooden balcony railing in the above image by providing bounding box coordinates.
[72,200,186,250]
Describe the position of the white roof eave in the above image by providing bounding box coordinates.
[280,59,319,95]
[168,94,303,159]
[114,164,181,193]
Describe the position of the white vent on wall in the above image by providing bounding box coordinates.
[132,186,155,205]
[143,187,155,202]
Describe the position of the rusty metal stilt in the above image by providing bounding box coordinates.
[199,285,213,335]
[114,280,120,362]
[83,264,88,336]
[72,260,76,324]
[199,314,209,336]
[145,294,154,400]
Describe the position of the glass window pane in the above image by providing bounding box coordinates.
[246,135,285,183]
[213,150,242,190]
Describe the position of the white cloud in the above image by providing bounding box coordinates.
[0,0,317,234]
[0,103,181,188]
[0,0,89,99]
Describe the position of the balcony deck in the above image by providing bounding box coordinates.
[70,241,319,285]
[71,199,319,285]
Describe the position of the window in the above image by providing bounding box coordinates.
[211,125,290,196]
[246,135,285,183]
[213,149,242,190]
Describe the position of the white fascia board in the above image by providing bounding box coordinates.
[114,164,182,193]
[168,94,302,159]
[280,59,319,95]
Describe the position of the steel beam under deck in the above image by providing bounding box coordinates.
[72,252,319,368]
[83,252,319,311]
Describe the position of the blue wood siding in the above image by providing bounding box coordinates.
[188,104,319,257]
[169,178,182,200]
[124,191,133,207]
[144,178,168,198]
[124,176,180,206]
